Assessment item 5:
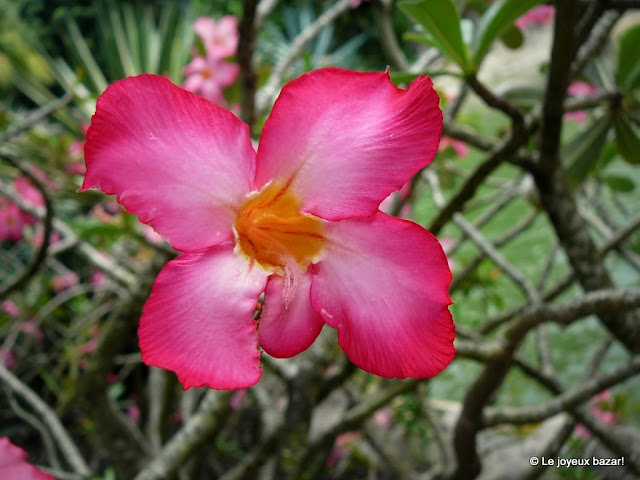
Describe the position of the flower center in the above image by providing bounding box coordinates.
[234,182,325,271]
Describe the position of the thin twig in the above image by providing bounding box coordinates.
[483,355,640,426]
[0,154,54,299]
[0,365,90,475]
[238,0,259,133]
[255,0,354,113]
[134,390,232,480]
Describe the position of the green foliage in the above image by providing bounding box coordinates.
[400,0,472,73]
[564,114,612,184]
[613,111,640,165]
[472,0,544,66]
[0,0,54,89]
[616,23,640,92]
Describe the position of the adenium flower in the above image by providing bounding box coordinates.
[515,5,555,30]
[0,437,54,480]
[438,135,468,158]
[193,16,239,60]
[182,55,239,105]
[81,68,455,390]
[0,177,44,242]
[565,81,599,124]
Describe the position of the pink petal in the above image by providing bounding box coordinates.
[193,17,217,42]
[0,437,54,479]
[568,81,598,97]
[259,272,324,358]
[209,16,239,59]
[182,56,208,76]
[311,212,454,378]
[255,68,442,221]
[214,61,240,87]
[138,246,268,389]
[200,79,225,105]
[81,74,255,252]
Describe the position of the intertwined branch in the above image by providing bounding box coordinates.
[1,1,639,479]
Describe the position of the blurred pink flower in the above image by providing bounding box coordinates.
[142,224,164,245]
[439,136,468,158]
[350,0,369,8]
[193,16,239,60]
[439,237,456,271]
[79,324,100,359]
[0,177,44,242]
[0,437,55,480]
[126,395,141,424]
[91,270,107,290]
[565,81,599,124]
[52,271,79,293]
[516,5,555,30]
[380,180,412,217]
[183,56,239,105]
[0,348,15,369]
[2,300,20,318]
[20,321,44,340]
[0,201,23,241]
[574,390,617,440]
[327,431,362,467]
[230,389,248,410]
[31,230,60,249]
[81,69,454,390]
[373,406,393,430]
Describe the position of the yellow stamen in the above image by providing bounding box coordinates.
[234,182,325,271]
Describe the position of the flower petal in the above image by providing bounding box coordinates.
[255,68,442,221]
[0,437,54,479]
[259,272,324,358]
[138,246,268,389]
[311,212,455,378]
[81,74,255,252]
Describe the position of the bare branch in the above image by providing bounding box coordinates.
[0,365,90,475]
[135,390,232,480]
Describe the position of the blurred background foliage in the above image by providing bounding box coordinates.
[2,0,640,479]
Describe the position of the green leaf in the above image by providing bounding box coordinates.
[564,114,612,184]
[614,112,640,164]
[473,0,544,66]
[403,32,440,49]
[616,23,640,91]
[498,80,543,110]
[602,175,635,192]
[400,0,471,73]
[500,24,524,50]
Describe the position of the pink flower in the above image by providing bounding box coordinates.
[0,201,23,241]
[439,237,456,271]
[438,136,468,158]
[20,321,43,340]
[2,300,20,318]
[379,180,412,217]
[51,271,79,293]
[0,437,55,480]
[230,389,248,410]
[516,5,555,30]
[80,68,455,390]
[574,390,617,440]
[0,177,44,242]
[0,348,15,369]
[193,16,239,60]
[350,0,369,8]
[91,270,107,290]
[565,81,599,124]
[182,55,239,105]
